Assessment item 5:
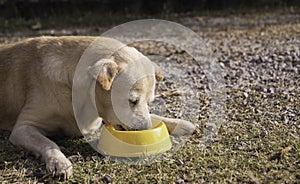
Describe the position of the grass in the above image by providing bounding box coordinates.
[1,119,299,183]
[1,89,299,183]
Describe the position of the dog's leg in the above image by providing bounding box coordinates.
[9,123,73,179]
[150,114,196,135]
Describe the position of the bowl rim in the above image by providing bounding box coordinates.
[104,119,164,134]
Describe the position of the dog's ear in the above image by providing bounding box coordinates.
[89,58,120,90]
[152,62,164,82]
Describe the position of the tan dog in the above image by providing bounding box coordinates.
[0,36,195,179]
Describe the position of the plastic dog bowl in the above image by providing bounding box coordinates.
[98,119,172,157]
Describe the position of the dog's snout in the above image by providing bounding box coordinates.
[134,121,152,130]
[115,119,151,131]
[128,117,152,131]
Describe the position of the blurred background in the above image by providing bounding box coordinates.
[0,0,299,32]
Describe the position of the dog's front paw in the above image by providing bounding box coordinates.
[164,118,196,135]
[44,149,73,179]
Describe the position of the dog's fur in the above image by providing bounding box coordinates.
[0,36,195,179]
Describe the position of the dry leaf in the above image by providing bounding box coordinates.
[31,21,42,30]
[281,146,292,157]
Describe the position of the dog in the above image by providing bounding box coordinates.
[0,36,195,179]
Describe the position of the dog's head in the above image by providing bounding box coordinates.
[89,46,163,131]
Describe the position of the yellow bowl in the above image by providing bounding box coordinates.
[98,119,172,157]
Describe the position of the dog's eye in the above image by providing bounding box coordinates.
[129,98,139,105]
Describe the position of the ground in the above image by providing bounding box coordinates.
[0,10,299,183]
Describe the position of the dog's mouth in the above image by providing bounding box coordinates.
[103,120,151,131]
[103,120,127,131]
[115,124,150,131]
[115,124,127,131]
